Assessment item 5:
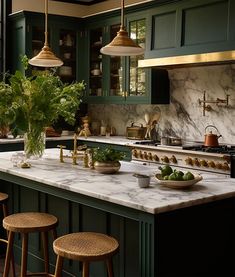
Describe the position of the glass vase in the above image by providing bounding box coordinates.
[24,130,46,159]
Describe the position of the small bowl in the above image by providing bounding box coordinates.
[134,174,150,188]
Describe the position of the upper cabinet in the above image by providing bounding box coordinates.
[9,11,81,83]
[83,12,169,104]
[145,0,235,59]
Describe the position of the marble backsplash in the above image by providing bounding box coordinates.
[88,64,235,144]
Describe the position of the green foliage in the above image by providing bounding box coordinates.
[0,58,85,135]
[93,147,126,162]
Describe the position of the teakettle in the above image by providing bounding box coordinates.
[204,125,222,147]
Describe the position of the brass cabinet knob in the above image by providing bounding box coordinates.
[132,149,138,158]
[222,162,229,171]
[208,160,216,168]
[144,151,148,160]
[153,154,159,161]
[216,163,222,169]
[170,155,177,164]
[139,151,143,159]
[161,156,169,163]
[185,157,193,165]
[200,159,208,167]
[147,152,153,160]
[193,158,200,166]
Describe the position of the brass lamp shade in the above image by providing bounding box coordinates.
[29,45,63,67]
[29,0,63,68]
[100,0,144,57]
[100,27,144,56]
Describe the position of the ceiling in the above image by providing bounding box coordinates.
[52,0,107,5]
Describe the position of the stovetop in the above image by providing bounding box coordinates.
[134,141,235,155]
[182,145,235,154]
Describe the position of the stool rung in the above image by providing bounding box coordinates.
[0,238,8,244]
[26,273,54,277]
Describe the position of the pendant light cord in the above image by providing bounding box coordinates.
[44,0,49,46]
[121,0,124,29]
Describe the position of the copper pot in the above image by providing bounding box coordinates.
[204,125,222,147]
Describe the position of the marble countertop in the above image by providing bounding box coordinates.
[0,149,235,214]
[77,135,141,146]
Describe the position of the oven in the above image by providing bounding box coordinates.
[131,142,232,175]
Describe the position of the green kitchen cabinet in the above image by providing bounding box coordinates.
[9,11,82,83]
[83,11,169,105]
[145,0,235,59]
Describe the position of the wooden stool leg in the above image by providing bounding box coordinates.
[82,261,89,277]
[2,203,16,277]
[52,228,57,240]
[2,203,8,218]
[106,259,114,277]
[54,255,64,277]
[21,233,28,277]
[3,231,14,277]
[42,231,49,274]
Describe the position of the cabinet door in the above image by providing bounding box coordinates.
[128,18,146,99]
[57,29,77,83]
[106,24,123,98]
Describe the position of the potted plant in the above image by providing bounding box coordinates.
[92,147,126,174]
[0,56,85,158]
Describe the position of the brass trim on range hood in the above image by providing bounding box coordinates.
[138,50,235,69]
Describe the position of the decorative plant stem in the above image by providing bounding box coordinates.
[24,125,45,158]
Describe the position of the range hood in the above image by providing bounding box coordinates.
[138,50,235,69]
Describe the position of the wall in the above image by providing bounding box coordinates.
[12,0,152,17]
[88,64,235,144]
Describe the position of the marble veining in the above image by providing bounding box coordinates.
[88,64,235,144]
[1,149,235,214]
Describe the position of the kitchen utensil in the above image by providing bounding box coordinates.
[204,125,222,147]
[126,123,147,140]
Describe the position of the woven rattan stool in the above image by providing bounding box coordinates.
[53,232,119,277]
[3,212,58,277]
[0,192,16,277]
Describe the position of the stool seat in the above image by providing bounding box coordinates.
[53,232,119,262]
[3,212,58,277]
[3,212,58,233]
[53,232,119,277]
[0,192,8,203]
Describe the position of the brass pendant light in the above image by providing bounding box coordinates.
[100,0,144,56]
[29,0,63,67]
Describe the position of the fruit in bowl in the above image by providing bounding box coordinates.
[158,165,195,181]
[156,165,202,189]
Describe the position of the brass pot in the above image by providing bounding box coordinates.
[94,161,121,174]
[126,123,147,140]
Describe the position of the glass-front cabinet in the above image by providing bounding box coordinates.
[85,14,162,104]
[129,19,146,97]
[108,24,122,97]
[10,11,80,84]
[86,19,122,102]
[128,18,146,99]
[58,30,77,83]
[89,27,103,97]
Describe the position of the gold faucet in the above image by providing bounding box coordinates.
[57,134,88,166]
[57,145,66,162]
